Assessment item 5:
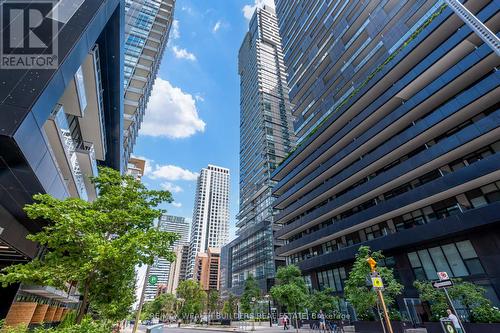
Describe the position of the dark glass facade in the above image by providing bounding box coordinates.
[221,5,295,296]
[273,0,500,322]
[0,0,123,318]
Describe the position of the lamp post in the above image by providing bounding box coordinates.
[264,294,272,327]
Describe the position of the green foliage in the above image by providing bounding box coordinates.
[308,288,339,315]
[0,167,179,323]
[222,293,238,319]
[270,265,310,314]
[177,280,207,319]
[414,279,500,322]
[240,274,261,314]
[344,246,403,320]
[207,290,220,313]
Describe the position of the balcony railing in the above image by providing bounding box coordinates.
[51,105,89,201]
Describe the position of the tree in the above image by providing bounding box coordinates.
[207,290,220,324]
[308,288,340,316]
[0,167,179,323]
[177,280,207,322]
[414,279,500,322]
[222,293,238,320]
[344,246,403,320]
[270,265,310,332]
[240,274,261,314]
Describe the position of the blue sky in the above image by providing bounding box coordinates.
[133,0,274,240]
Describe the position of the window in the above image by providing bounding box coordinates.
[317,267,346,291]
[408,241,484,280]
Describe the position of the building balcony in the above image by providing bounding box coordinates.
[75,141,99,201]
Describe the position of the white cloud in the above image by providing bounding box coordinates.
[242,0,274,21]
[140,78,205,138]
[150,164,199,181]
[195,94,205,102]
[171,20,180,39]
[172,46,196,61]
[172,202,182,208]
[161,182,183,193]
[212,21,222,33]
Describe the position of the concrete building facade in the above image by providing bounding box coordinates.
[187,165,230,278]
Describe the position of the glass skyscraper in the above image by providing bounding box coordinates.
[123,0,176,165]
[272,0,500,321]
[221,5,296,296]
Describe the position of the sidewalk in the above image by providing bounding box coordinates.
[176,324,301,333]
[121,326,146,333]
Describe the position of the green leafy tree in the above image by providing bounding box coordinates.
[240,274,261,314]
[344,246,403,320]
[177,280,207,322]
[0,167,179,323]
[207,290,220,323]
[222,293,238,320]
[308,288,339,316]
[414,279,500,322]
[270,265,310,332]
[159,293,178,319]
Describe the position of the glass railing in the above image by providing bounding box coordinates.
[51,105,88,201]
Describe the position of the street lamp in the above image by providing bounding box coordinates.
[264,294,272,327]
[251,297,256,331]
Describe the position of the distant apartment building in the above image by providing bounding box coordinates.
[221,5,296,296]
[145,215,189,301]
[127,157,146,180]
[187,165,230,278]
[273,0,500,321]
[166,244,189,294]
[0,0,123,322]
[194,248,221,291]
[123,0,176,164]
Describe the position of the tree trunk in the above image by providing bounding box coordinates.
[76,279,90,324]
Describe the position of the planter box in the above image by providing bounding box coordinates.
[43,306,57,323]
[422,321,500,333]
[53,307,64,322]
[4,302,38,327]
[30,304,49,324]
[353,321,415,333]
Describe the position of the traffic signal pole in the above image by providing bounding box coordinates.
[367,257,394,333]
[443,287,467,333]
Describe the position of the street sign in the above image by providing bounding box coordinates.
[371,276,384,289]
[437,271,449,281]
[440,318,457,333]
[148,275,158,285]
[432,279,453,289]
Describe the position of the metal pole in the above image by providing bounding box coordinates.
[268,299,272,327]
[376,299,387,333]
[133,264,151,333]
[443,287,467,333]
[376,289,394,333]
